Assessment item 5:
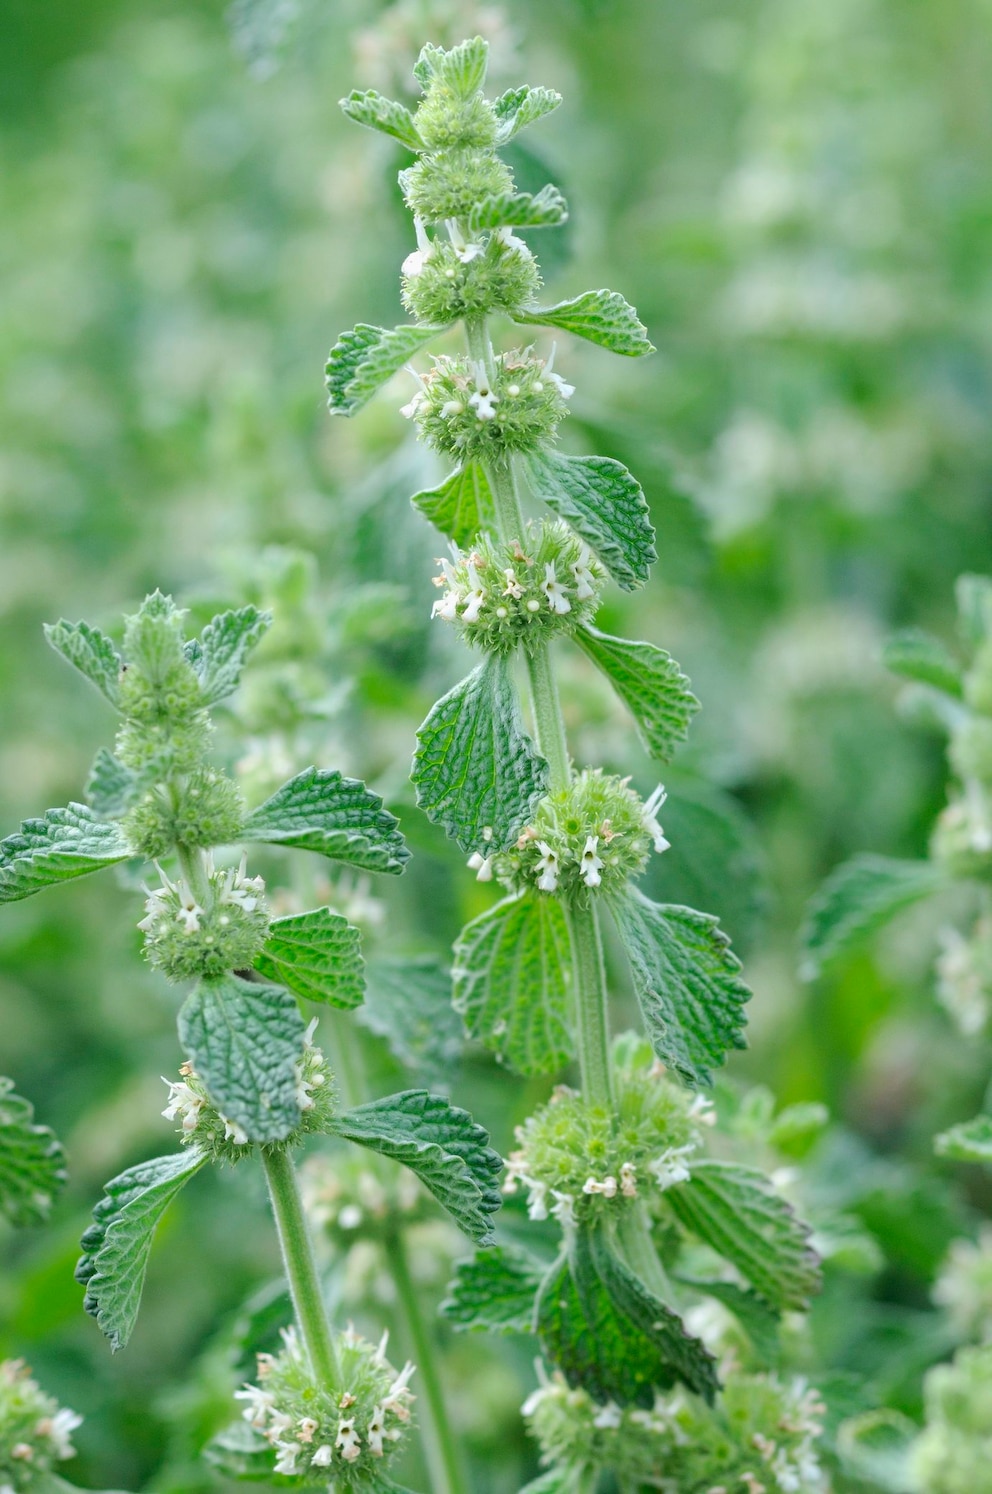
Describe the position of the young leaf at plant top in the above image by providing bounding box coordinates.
[412,655,549,855]
[467,185,568,233]
[75,1148,207,1351]
[241,766,409,874]
[0,1077,67,1227]
[325,323,446,417]
[575,626,699,763]
[799,854,945,981]
[441,1244,546,1334]
[253,907,365,1009]
[85,749,137,819]
[935,1113,992,1163]
[609,888,750,1087]
[521,448,657,591]
[177,974,306,1144]
[512,288,655,357]
[411,462,494,548]
[43,619,122,707]
[330,1090,503,1244]
[188,605,272,706]
[493,85,562,143]
[664,1160,821,1312]
[0,805,131,904]
[452,892,573,1075]
[339,89,425,152]
[883,629,964,698]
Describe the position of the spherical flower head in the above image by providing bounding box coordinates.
[300,1152,428,1246]
[402,228,541,325]
[493,770,666,900]
[430,521,605,656]
[118,592,204,722]
[503,1036,701,1225]
[934,1228,992,1344]
[912,1346,992,1494]
[233,1324,415,1487]
[123,769,245,861]
[0,1359,82,1492]
[410,347,570,463]
[400,149,512,225]
[140,854,270,983]
[413,85,498,152]
[931,796,992,881]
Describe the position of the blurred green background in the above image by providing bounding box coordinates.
[2,0,992,1488]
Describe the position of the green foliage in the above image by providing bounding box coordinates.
[411,464,495,548]
[0,1077,66,1227]
[493,86,562,143]
[521,448,656,591]
[325,323,445,417]
[884,628,964,697]
[339,89,425,151]
[360,956,464,1083]
[512,289,655,357]
[675,1276,781,1363]
[441,1245,545,1334]
[43,619,122,707]
[189,605,272,706]
[85,749,136,818]
[467,185,569,232]
[800,854,945,979]
[241,766,409,873]
[935,1114,992,1163]
[254,907,365,1009]
[0,805,130,904]
[575,626,699,762]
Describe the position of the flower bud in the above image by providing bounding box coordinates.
[400,149,512,225]
[124,769,245,861]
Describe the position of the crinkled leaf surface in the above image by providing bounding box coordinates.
[0,805,131,904]
[361,956,464,1084]
[85,749,137,819]
[411,463,494,548]
[575,626,699,762]
[800,855,945,980]
[883,628,963,697]
[666,1161,821,1312]
[254,907,365,1009]
[413,655,549,856]
[467,185,568,233]
[513,288,654,357]
[521,448,656,591]
[75,1148,207,1350]
[241,766,409,874]
[339,89,424,151]
[609,888,750,1086]
[43,619,122,706]
[452,892,572,1075]
[0,1077,66,1226]
[325,323,444,416]
[935,1113,992,1163]
[192,605,272,705]
[331,1090,503,1243]
[177,974,305,1143]
[493,85,562,142]
[415,36,488,95]
[441,1244,545,1334]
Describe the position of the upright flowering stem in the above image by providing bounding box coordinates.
[563,900,615,1110]
[261,1145,341,1386]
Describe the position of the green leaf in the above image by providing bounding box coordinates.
[513,288,654,357]
[339,89,425,151]
[0,804,131,905]
[192,605,272,705]
[957,573,992,647]
[575,626,699,761]
[665,1161,821,1312]
[361,956,464,1083]
[609,888,750,1087]
[412,655,549,856]
[85,748,137,818]
[836,1410,918,1494]
[452,892,573,1075]
[935,1113,992,1163]
[177,974,306,1143]
[0,1077,67,1226]
[521,448,656,591]
[441,1244,545,1333]
[800,855,945,980]
[411,463,494,547]
[675,1276,780,1364]
[241,766,409,874]
[43,619,122,706]
[204,1420,274,1480]
[254,907,365,1009]
[331,1090,503,1243]
[518,1475,576,1494]
[325,323,445,417]
[467,184,568,233]
[75,1148,207,1350]
[883,628,963,697]
[493,85,562,142]
[415,36,488,96]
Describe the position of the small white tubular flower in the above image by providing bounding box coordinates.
[311,1444,334,1467]
[541,561,572,614]
[440,399,463,417]
[468,360,499,420]
[593,1403,623,1429]
[502,567,524,599]
[445,218,483,262]
[235,1383,274,1427]
[176,889,205,934]
[620,1162,638,1197]
[497,224,530,255]
[583,1175,618,1198]
[460,562,486,622]
[649,1143,696,1190]
[272,1441,300,1475]
[335,1417,361,1462]
[137,884,169,932]
[689,1093,716,1126]
[220,855,265,912]
[223,1117,249,1145]
[526,1179,549,1221]
[535,841,560,893]
[383,1361,416,1422]
[641,784,670,854]
[544,343,576,399]
[467,852,493,882]
[550,1190,576,1226]
[431,556,463,621]
[367,1405,386,1457]
[402,216,434,276]
[570,543,597,599]
[49,1407,82,1459]
[579,835,604,888]
[162,1077,203,1134]
[399,366,428,421]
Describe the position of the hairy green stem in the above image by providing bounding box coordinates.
[564,900,615,1108]
[384,1230,468,1494]
[524,643,571,794]
[261,1146,340,1385]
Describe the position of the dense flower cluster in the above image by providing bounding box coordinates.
[931,797,992,882]
[934,1228,992,1344]
[0,1359,81,1494]
[402,347,571,463]
[124,769,245,860]
[935,917,992,1036]
[115,593,214,777]
[503,1036,712,1223]
[911,1345,992,1494]
[430,519,604,654]
[139,853,270,981]
[401,219,541,326]
[234,1325,415,1485]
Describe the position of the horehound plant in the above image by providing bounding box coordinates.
[328,38,829,1492]
[0,593,505,1494]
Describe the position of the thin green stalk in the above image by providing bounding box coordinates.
[614,1203,671,1301]
[563,899,614,1109]
[261,1146,340,1385]
[524,642,570,793]
[384,1230,468,1494]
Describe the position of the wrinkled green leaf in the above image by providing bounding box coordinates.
[325,323,445,417]
[883,628,963,697]
[177,974,305,1143]
[609,888,750,1086]
[415,36,488,96]
[192,605,272,705]
[467,184,568,233]
[666,1161,821,1312]
[800,855,945,980]
[452,892,572,1075]
[675,1276,780,1364]
[575,626,699,761]
[0,1077,67,1227]
[411,463,494,548]
[441,1244,545,1334]
[85,749,137,819]
[75,1148,207,1350]
[43,618,122,706]
[331,1090,503,1243]
[254,907,365,1009]
[521,448,656,591]
[0,804,131,904]
[340,89,424,151]
[361,956,464,1083]
[513,288,654,357]
[413,655,549,856]
[493,85,562,142]
[241,766,409,874]
[204,1419,274,1480]
[935,1113,992,1163]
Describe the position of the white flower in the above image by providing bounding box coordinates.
[367,1405,386,1457]
[620,1162,638,1197]
[502,567,524,598]
[220,855,265,912]
[311,1444,334,1468]
[49,1407,82,1460]
[540,561,571,615]
[497,225,530,255]
[468,361,498,420]
[641,784,670,854]
[544,343,576,399]
[592,1403,622,1429]
[689,1094,716,1126]
[162,1078,203,1134]
[579,835,604,888]
[234,1384,273,1427]
[224,1118,249,1145]
[383,1361,416,1422]
[535,841,560,892]
[649,1143,696,1190]
[550,1190,576,1226]
[137,884,170,933]
[402,216,434,276]
[583,1175,618,1198]
[440,399,463,417]
[335,1417,361,1462]
[467,852,493,881]
[431,557,463,621]
[571,544,597,599]
[445,218,483,262]
[526,1180,549,1220]
[460,562,486,622]
[297,1417,318,1444]
[176,891,204,934]
[272,1441,300,1475]
[267,1410,294,1439]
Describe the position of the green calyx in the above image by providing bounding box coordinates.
[431,520,605,656]
[0,1358,82,1491]
[401,228,540,326]
[400,149,512,225]
[124,769,245,860]
[408,348,570,464]
[139,854,270,982]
